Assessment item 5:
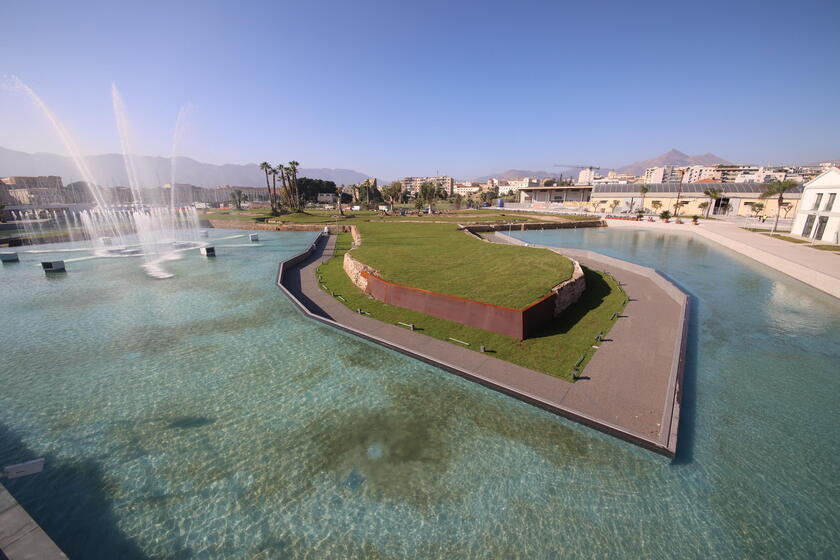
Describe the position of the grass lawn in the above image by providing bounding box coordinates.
[761,233,811,244]
[350,222,574,309]
[810,244,840,252]
[318,233,626,380]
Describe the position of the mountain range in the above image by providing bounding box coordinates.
[472,169,562,182]
[0,146,370,188]
[614,149,730,176]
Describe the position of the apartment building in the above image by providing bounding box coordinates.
[497,177,539,195]
[454,182,481,196]
[401,176,455,196]
[643,166,684,184]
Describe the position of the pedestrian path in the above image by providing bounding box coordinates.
[278,233,688,457]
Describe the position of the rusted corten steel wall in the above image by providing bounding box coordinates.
[520,293,558,338]
[362,271,528,338]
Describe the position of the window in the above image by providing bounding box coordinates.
[812,193,823,210]
[825,193,836,211]
[802,214,816,237]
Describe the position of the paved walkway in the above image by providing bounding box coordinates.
[606,219,840,299]
[279,233,687,456]
[1,483,68,559]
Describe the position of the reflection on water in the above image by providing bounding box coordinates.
[0,227,838,559]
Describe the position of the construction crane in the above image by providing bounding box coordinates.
[554,164,601,171]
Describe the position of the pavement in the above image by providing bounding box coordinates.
[279,233,688,456]
[1,483,68,560]
[605,219,840,299]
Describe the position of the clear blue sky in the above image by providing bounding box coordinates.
[2,0,838,179]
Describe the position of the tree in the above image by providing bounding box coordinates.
[674,200,689,218]
[230,189,248,210]
[698,201,709,215]
[639,185,650,213]
[750,202,765,218]
[297,177,337,202]
[651,200,662,213]
[780,202,793,218]
[268,167,280,215]
[286,161,301,211]
[609,200,620,214]
[703,187,723,218]
[760,180,799,233]
[276,164,292,210]
[544,178,556,187]
[259,162,276,214]
[659,210,672,221]
[381,181,403,213]
[336,185,345,216]
[418,181,439,213]
[453,193,464,210]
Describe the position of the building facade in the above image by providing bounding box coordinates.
[791,168,840,243]
[589,182,802,217]
[401,176,455,196]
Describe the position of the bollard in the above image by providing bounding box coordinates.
[611,311,618,320]
[480,345,486,353]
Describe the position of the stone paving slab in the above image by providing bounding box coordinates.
[278,233,687,457]
[0,484,67,560]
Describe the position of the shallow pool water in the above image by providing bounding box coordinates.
[1,227,838,559]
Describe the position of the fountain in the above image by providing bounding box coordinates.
[12,77,207,279]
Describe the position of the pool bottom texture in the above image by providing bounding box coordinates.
[1,227,838,559]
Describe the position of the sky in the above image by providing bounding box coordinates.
[1,0,839,180]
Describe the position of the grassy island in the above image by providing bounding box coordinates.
[350,222,574,308]
[316,226,626,380]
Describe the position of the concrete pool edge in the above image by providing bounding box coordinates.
[490,232,689,455]
[0,483,68,560]
[277,232,688,458]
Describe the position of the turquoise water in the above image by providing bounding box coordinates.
[1,228,838,558]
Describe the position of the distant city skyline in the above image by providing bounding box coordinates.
[1,0,838,179]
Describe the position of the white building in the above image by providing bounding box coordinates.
[497,177,539,195]
[791,167,840,244]
[643,166,684,184]
[577,168,600,185]
[682,166,723,183]
[453,182,481,196]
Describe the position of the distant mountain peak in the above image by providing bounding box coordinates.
[616,150,730,176]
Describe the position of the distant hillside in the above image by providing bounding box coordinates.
[0,146,371,187]
[472,169,561,182]
[615,149,730,176]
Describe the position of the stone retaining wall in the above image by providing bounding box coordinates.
[341,226,585,339]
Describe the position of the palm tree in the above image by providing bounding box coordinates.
[259,162,274,213]
[287,161,301,211]
[268,167,279,215]
[702,187,723,218]
[760,180,798,233]
[639,185,650,214]
[275,164,291,210]
[610,200,620,214]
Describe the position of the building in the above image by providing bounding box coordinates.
[592,170,638,185]
[577,168,600,185]
[518,184,593,207]
[454,182,481,196]
[643,166,684,184]
[791,167,840,243]
[317,192,337,203]
[588,182,802,217]
[497,177,539,195]
[401,176,455,196]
